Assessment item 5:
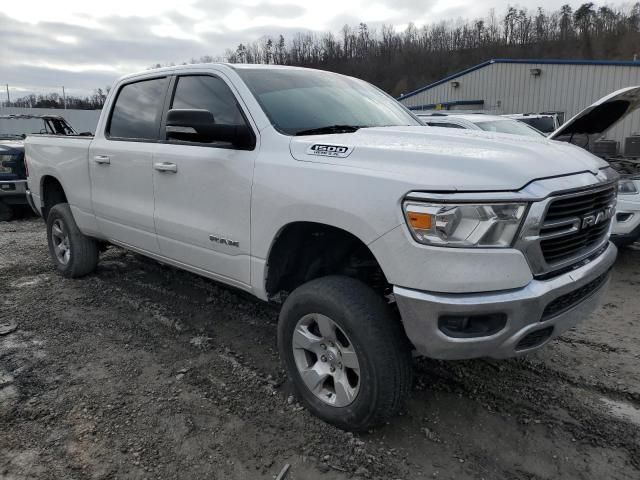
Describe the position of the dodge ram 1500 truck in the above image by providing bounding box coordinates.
[25,64,618,431]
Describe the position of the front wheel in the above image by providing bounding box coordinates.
[46,203,99,278]
[278,276,413,431]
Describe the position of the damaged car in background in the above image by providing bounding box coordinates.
[548,86,640,247]
[0,114,84,221]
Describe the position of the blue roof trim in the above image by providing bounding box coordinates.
[398,58,640,100]
[408,99,484,110]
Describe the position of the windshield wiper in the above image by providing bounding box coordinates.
[295,125,364,136]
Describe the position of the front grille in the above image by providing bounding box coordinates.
[516,327,553,351]
[541,270,609,320]
[539,186,616,265]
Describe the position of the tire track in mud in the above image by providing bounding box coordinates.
[413,356,640,469]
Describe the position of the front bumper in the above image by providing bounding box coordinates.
[394,243,617,360]
[0,179,28,205]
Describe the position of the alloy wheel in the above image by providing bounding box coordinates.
[291,313,361,407]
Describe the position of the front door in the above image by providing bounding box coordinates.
[90,76,169,253]
[152,74,257,287]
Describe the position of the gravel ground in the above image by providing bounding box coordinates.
[1,217,639,480]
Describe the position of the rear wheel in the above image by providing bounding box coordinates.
[278,276,413,431]
[46,203,99,277]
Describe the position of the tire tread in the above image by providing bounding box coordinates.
[47,203,99,278]
[278,275,413,431]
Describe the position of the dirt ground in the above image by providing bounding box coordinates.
[1,217,639,480]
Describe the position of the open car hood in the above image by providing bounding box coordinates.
[549,86,640,142]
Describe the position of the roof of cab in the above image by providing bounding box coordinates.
[114,63,328,84]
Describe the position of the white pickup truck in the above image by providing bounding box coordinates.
[25,64,618,430]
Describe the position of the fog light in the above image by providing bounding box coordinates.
[438,313,507,338]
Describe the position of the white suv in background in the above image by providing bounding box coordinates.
[613,176,640,246]
[418,113,545,137]
[503,113,561,135]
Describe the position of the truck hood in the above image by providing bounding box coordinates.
[289,126,607,191]
[0,139,25,155]
[549,86,640,141]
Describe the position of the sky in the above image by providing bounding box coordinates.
[1,0,589,99]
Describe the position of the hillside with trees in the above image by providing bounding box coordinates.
[223,2,640,96]
[7,1,640,108]
[9,88,111,110]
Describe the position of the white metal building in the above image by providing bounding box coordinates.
[398,59,640,155]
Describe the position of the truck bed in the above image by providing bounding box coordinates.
[25,134,95,219]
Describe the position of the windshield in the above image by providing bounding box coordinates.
[474,119,545,138]
[426,121,466,129]
[235,68,419,135]
[516,116,556,133]
[0,117,75,139]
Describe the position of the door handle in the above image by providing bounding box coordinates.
[93,155,110,164]
[154,162,178,173]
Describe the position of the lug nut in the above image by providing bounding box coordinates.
[330,366,336,372]
[320,355,327,362]
[320,344,326,350]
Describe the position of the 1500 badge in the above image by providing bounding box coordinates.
[307,144,352,158]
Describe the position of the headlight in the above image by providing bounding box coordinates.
[403,201,527,247]
[618,178,639,195]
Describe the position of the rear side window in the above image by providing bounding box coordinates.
[171,75,245,125]
[108,77,168,140]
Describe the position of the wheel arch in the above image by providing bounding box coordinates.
[40,175,68,220]
[263,221,390,301]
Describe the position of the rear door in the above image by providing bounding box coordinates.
[152,73,258,287]
[89,76,169,253]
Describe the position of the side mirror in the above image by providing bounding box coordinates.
[166,109,253,149]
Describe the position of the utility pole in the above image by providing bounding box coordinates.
[5,84,9,107]
[62,86,67,109]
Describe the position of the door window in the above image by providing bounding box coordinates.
[108,77,168,140]
[171,75,246,126]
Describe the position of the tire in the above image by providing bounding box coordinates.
[0,201,13,222]
[278,276,413,431]
[46,203,99,278]
[611,236,636,249]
